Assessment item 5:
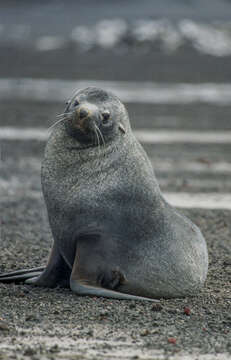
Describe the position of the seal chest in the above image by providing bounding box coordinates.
[0,87,208,301]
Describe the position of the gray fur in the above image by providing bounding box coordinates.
[0,87,208,300]
[41,87,208,299]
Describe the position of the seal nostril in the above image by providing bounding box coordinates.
[79,108,88,119]
[102,111,110,123]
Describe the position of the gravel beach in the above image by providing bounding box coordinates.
[1,196,231,359]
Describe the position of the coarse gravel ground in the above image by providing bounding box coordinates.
[0,194,231,359]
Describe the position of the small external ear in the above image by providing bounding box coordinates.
[119,122,126,134]
[65,100,71,113]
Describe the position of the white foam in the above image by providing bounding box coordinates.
[69,18,231,56]
[133,19,183,52]
[71,26,95,50]
[153,160,231,174]
[1,78,231,104]
[0,127,48,141]
[135,129,231,144]
[179,19,231,57]
[72,19,127,50]
[1,127,231,144]
[164,192,231,210]
[1,19,231,57]
[36,36,66,51]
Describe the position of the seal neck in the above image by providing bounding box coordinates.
[48,121,132,163]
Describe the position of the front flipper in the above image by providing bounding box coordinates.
[70,278,159,301]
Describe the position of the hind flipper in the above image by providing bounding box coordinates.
[0,243,71,288]
[27,243,71,288]
[0,268,44,283]
[0,266,45,278]
[70,234,160,302]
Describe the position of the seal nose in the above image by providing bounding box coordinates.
[102,110,110,122]
[75,103,99,133]
[76,105,95,133]
[79,108,89,119]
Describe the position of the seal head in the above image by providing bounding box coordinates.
[63,87,126,147]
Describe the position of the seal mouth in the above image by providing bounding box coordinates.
[59,104,106,149]
[73,107,97,134]
[50,107,125,152]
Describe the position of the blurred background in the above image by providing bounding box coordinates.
[1,3,231,358]
[1,0,231,205]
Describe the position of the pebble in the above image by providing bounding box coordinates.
[0,320,9,331]
[168,337,177,344]
[140,329,150,337]
[184,307,191,316]
[151,303,163,312]
[49,344,59,353]
[23,347,36,356]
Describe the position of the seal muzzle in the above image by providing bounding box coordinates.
[74,103,99,132]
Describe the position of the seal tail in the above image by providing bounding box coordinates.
[70,279,159,302]
[0,266,45,283]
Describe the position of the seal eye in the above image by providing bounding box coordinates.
[101,111,110,125]
[74,100,79,107]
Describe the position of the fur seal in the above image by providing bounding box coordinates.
[0,87,208,301]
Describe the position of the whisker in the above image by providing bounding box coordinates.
[56,111,72,118]
[47,117,66,131]
[48,111,74,131]
[95,124,106,148]
[94,125,101,156]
